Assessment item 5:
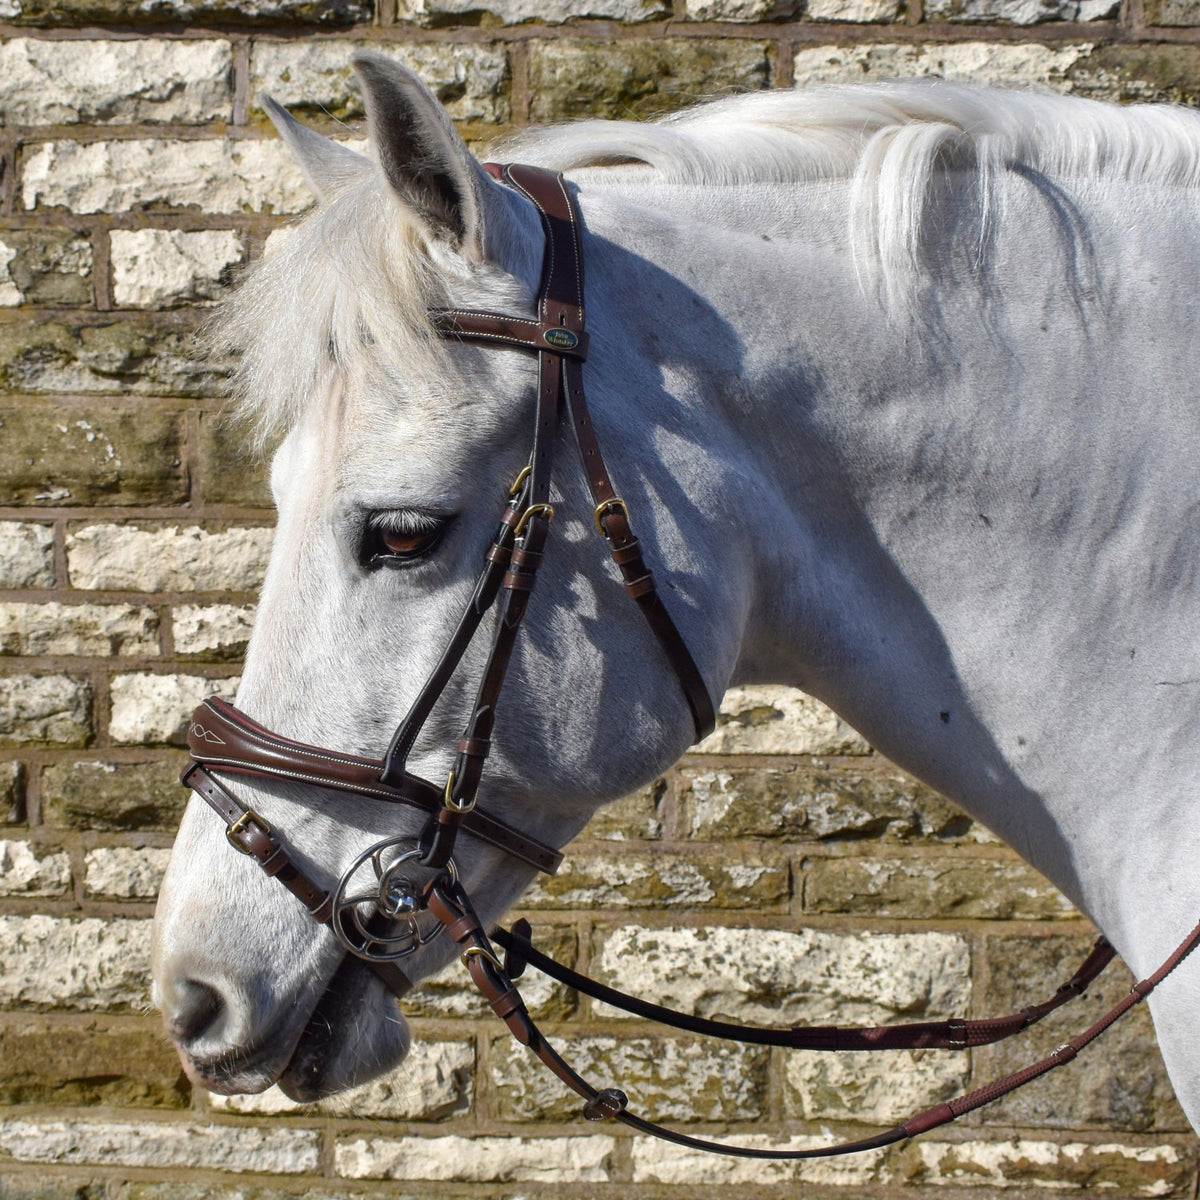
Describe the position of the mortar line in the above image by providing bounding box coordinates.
[232,38,251,127]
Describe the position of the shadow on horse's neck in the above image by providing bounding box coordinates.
[777,485,1085,918]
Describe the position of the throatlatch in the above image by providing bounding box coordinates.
[180,163,1200,1162]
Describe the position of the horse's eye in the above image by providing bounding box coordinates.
[361,512,448,568]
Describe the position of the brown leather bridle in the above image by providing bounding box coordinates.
[182,163,1200,1159]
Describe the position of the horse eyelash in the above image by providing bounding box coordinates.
[366,509,444,536]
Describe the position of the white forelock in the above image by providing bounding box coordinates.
[206,171,447,451]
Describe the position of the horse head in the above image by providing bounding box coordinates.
[151,53,738,1101]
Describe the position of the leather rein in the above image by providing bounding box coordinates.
[183,163,1200,1159]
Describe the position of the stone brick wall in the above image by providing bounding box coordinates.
[2,1,1199,1196]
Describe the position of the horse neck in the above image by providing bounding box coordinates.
[584,172,1200,963]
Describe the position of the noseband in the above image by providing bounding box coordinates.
[183,164,1200,1160]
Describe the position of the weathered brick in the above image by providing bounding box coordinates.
[0,409,186,507]
[2,760,24,824]
[895,1137,1194,1193]
[687,0,898,19]
[110,230,245,309]
[1064,43,1200,104]
[209,1039,473,1120]
[197,412,271,506]
[684,0,797,18]
[83,847,171,900]
[114,1187,430,1200]
[793,43,1200,106]
[785,1048,967,1123]
[925,0,1115,19]
[398,0,666,23]
[252,43,511,127]
[21,137,352,216]
[400,925,575,1020]
[0,675,91,747]
[172,603,256,659]
[0,915,150,1011]
[679,763,984,842]
[0,1118,321,1174]
[491,1035,768,1122]
[973,934,1187,1131]
[529,40,772,123]
[0,231,92,307]
[0,323,228,398]
[632,1135,888,1186]
[695,685,871,756]
[593,926,970,1025]
[805,0,902,15]
[109,673,239,745]
[334,1134,615,1182]
[802,854,1077,920]
[0,524,55,589]
[4,0,371,24]
[0,1018,189,1108]
[0,39,232,126]
[0,840,70,897]
[525,850,788,909]
[793,41,1092,90]
[0,602,159,657]
[580,778,664,840]
[637,1134,1190,1189]
[67,523,273,592]
[41,758,188,832]
[1147,0,1200,21]
[0,1174,106,1200]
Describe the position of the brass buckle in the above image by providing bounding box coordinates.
[226,809,271,854]
[594,496,628,536]
[509,465,532,497]
[513,503,554,539]
[461,944,505,973]
[443,769,477,814]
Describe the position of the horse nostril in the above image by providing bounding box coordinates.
[165,978,224,1046]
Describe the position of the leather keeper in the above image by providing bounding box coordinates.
[457,736,491,757]
[447,913,483,943]
[259,845,289,876]
[609,540,645,566]
[485,543,514,565]
[503,569,538,592]
[488,985,525,1021]
[510,545,543,571]
[624,573,657,600]
[583,1088,628,1121]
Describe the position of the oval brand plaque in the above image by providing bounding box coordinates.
[543,327,579,350]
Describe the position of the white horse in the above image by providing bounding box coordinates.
[152,53,1200,1133]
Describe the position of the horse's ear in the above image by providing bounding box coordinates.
[351,51,501,263]
[261,95,370,202]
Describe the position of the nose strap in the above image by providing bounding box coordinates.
[185,697,563,876]
[182,759,416,999]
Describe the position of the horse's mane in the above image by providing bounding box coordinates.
[216,80,1200,445]
[509,80,1200,305]
[507,80,1200,191]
